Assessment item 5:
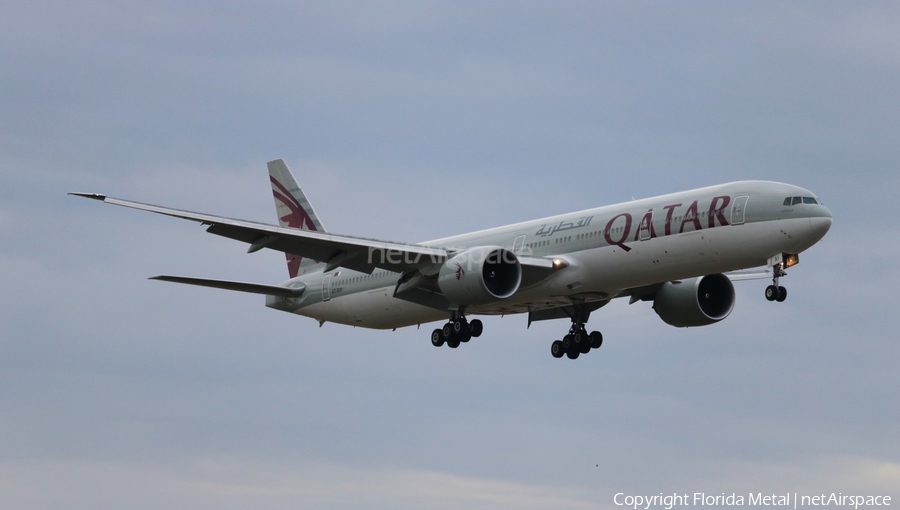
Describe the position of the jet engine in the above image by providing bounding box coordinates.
[437,246,522,306]
[653,273,735,327]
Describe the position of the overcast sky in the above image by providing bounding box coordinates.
[2,2,899,509]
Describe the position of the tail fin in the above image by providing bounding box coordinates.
[267,159,326,278]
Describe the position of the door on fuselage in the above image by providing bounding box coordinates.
[322,274,333,302]
[512,234,526,254]
[731,195,749,225]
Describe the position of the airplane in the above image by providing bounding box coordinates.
[71,159,832,359]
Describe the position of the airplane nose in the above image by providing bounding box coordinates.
[808,206,833,241]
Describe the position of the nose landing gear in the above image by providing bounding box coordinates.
[765,284,786,302]
[765,263,788,302]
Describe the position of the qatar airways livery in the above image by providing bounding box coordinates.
[71,159,832,359]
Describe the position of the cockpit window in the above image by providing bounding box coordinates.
[784,196,822,206]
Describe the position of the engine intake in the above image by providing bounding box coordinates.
[437,246,522,306]
[653,273,735,327]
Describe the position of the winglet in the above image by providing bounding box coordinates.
[68,192,107,201]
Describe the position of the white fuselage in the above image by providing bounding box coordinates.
[271,181,832,329]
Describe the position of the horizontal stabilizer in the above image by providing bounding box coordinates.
[149,275,305,297]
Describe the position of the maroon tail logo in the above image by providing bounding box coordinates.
[455,263,465,280]
[271,176,317,278]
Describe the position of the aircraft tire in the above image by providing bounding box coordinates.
[459,330,472,343]
[590,331,603,349]
[562,334,574,351]
[572,329,585,350]
[776,286,787,302]
[566,349,580,360]
[431,329,445,347]
[442,323,453,341]
[469,319,483,338]
[447,337,461,349]
[765,285,778,301]
[576,329,591,353]
[551,340,565,358]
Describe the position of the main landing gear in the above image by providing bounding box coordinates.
[431,312,483,349]
[765,264,788,303]
[550,323,603,360]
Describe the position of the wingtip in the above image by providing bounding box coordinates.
[69,192,107,201]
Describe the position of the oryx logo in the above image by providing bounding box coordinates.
[270,176,317,278]
[455,262,465,280]
[271,177,316,231]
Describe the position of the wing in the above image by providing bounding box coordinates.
[71,192,561,282]
[70,193,447,274]
[722,269,771,281]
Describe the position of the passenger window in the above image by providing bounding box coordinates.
[791,197,802,206]
[803,197,817,204]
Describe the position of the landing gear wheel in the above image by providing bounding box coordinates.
[431,329,444,347]
[572,329,589,353]
[562,334,574,352]
[579,337,592,354]
[776,286,787,302]
[572,329,584,344]
[590,331,603,349]
[765,285,778,301]
[452,318,466,335]
[433,313,478,348]
[551,340,565,358]
[469,319,483,338]
[550,312,602,359]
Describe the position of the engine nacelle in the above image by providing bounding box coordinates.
[437,246,522,306]
[653,273,735,327]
